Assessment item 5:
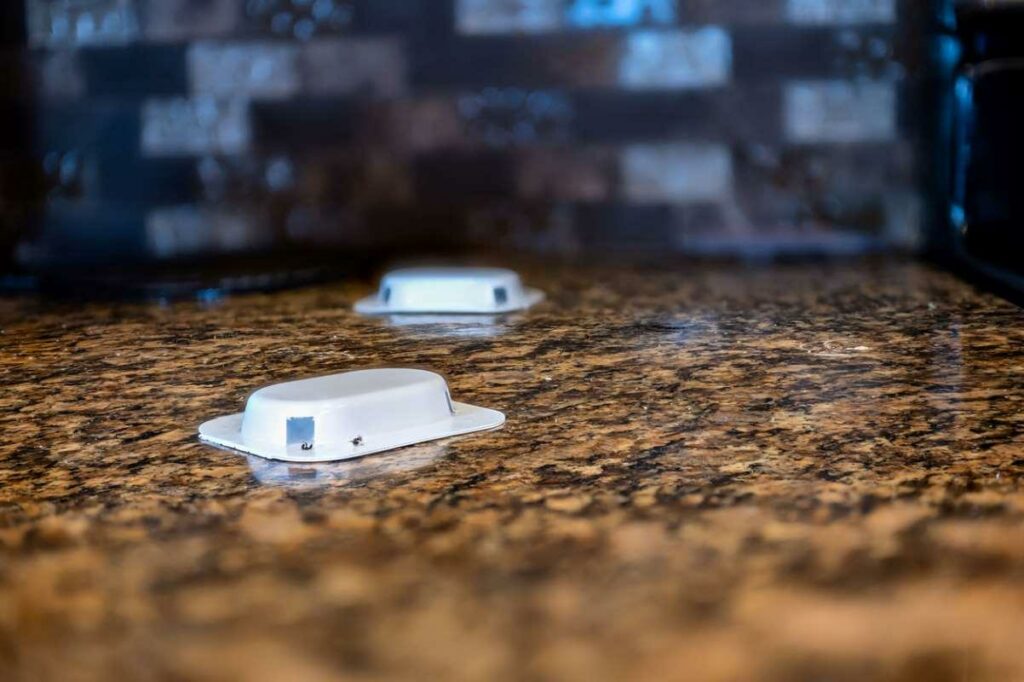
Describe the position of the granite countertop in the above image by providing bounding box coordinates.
[2,260,1024,681]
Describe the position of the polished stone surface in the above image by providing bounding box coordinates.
[1,260,1024,681]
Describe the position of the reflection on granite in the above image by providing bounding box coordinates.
[378,313,520,338]
[1,261,1024,681]
[245,443,450,488]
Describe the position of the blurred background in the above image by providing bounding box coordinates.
[0,0,962,294]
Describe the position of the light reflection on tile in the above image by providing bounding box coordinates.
[245,0,354,39]
[619,28,732,90]
[566,0,676,29]
[459,88,574,147]
[27,0,139,47]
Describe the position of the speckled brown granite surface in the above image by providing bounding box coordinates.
[1,260,1024,682]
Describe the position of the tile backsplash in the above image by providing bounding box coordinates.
[6,0,929,267]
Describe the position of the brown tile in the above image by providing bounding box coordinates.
[142,0,241,42]
[363,98,466,153]
[300,38,406,97]
[516,148,616,202]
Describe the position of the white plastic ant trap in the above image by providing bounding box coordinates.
[355,267,544,314]
[198,368,505,462]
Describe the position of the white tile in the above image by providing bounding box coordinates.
[146,206,272,259]
[884,190,923,249]
[784,81,896,143]
[622,143,733,203]
[188,43,300,99]
[455,0,563,34]
[787,0,895,25]
[619,28,731,90]
[142,97,251,157]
